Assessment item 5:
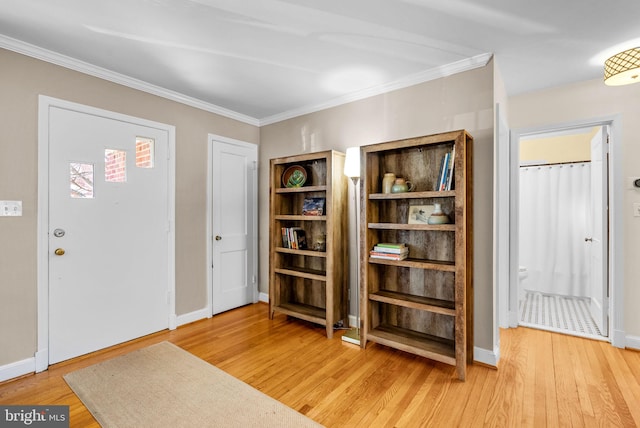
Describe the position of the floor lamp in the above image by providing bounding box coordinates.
[342,147,361,345]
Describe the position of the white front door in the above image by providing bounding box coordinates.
[47,101,174,364]
[589,126,609,335]
[210,137,258,315]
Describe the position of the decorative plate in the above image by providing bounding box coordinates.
[282,165,307,188]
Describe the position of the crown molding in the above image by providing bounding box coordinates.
[0,35,260,126]
[1,34,492,128]
[259,53,493,126]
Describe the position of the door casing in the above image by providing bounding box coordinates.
[36,95,176,371]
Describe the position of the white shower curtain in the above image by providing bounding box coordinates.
[519,162,591,297]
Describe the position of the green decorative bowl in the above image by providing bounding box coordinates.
[282,165,307,188]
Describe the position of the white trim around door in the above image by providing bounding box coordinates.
[36,95,176,371]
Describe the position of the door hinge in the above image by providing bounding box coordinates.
[252,275,256,284]
[252,160,257,171]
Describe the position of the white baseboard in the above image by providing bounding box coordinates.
[176,307,210,327]
[625,334,640,350]
[474,345,500,367]
[0,357,35,383]
[258,292,269,303]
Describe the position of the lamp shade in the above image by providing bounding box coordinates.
[344,147,360,178]
[604,47,640,86]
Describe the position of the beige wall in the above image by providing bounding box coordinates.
[0,48,259,366]
[520,129,595,164]
[510,78,640,339]
[260,63,496,353]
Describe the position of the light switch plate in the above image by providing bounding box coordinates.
[0,200,22,216]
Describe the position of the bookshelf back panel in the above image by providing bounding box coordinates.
[277,221,326,251]
[379,303,454,340]
[281,253,326,272]
[368,143,453,193]
[369,199,455,224]
[278,275,327,308]
[372,265,455,301]
[372,230,455,262]
[274,160,328,188]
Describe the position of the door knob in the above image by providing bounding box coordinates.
[585,237,593,242]
[54,248,65,256]
[215,235,222,241]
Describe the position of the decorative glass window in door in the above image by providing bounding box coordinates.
[135,137,155,168]
[70,162,94,198]
[105,149,127,183]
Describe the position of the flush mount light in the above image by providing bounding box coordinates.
[604,47,640,86]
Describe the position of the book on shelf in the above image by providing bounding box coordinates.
[280,227,307,250]
[372,245,409,254]
[369,251,408,261]
[374,242,406,249]
[445,146,455,191]
[370,242,408,260]
[435,149,456,191]
[302,197,325,216]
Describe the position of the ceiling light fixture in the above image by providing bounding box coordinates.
[604,47,640,86]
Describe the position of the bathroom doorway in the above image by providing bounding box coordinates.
[512,124,610,341]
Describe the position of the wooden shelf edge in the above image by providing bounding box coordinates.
[275,185,327,193]
[369,290,455,315]
[274,267,327,281]
[369,190,455,199]
[368,257,456,271]
[273,303,327,325]
[368,223,456,231]
[276,248,327,257]
[367,325,456,366]
[275,215,327,221]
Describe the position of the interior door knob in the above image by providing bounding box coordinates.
[215,235,222,241]
[585,237,593,242]
[54,248,65,256]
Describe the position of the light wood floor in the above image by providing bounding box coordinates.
[1,302,639,427]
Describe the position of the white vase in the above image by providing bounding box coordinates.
[427,203,450,224]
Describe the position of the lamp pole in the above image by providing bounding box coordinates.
[342,147,360,345]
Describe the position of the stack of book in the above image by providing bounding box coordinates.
[369,243,408,260]
[281,227,307,249]
[435,147,455,191]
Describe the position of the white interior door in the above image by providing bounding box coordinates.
[589,126,609,334]
[48,104,173,364]
[210,137,257,315]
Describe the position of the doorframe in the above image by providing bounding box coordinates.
[506,115,624,347]
[36,95,176,371]
[206,134,259,317]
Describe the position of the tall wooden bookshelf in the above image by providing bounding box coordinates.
[269,150,349,338]
[359,130,473,380]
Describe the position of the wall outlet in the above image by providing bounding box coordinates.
[0,200,22,216]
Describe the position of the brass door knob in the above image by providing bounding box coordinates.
[54,248,65,256]
[215,235,222,241]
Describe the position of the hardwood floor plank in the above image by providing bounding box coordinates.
[1,303,640,427]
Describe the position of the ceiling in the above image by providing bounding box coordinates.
[1,0,639,125]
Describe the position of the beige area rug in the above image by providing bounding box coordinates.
[63,341,323,428]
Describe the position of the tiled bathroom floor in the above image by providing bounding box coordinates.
[519,291,606,340]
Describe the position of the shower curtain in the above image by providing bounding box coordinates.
[519,162,591,297]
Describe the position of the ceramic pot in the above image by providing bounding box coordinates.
[382,173,396,193]
[390,177,414,193]
[427,203,450,224]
